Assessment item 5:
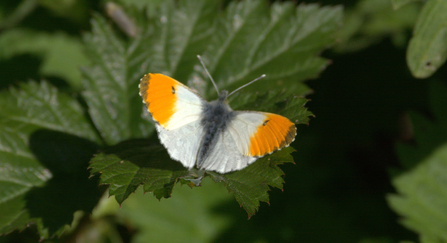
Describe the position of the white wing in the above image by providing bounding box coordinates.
[140,73,206,168]
[198,128,257,173]
[156,121,204,169]
[199,111,296,173]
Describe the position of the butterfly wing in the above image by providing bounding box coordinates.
[139,73,206,168]
[139,73,205,130]
[155,120,204,169]
[199,111,296,173]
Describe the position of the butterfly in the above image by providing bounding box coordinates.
[139,56,296,174]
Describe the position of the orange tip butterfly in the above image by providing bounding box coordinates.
[139,56,296,174]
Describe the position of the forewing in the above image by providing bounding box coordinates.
[139,73,205,130]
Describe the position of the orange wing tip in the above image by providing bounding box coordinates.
[248,114,297,157]
[138,73,179,127]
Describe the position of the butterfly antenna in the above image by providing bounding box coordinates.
[197,55,220,94]
[228,74,266,97]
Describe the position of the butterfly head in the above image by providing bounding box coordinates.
[218,90,229,102]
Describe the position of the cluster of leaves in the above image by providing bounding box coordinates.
[87,0,341,216]
[397,0,447,78]
[0,0,342,239]
[2,0,446,241]
[336,0,447,80]
[383,0,447,241]
[388,81,447,243]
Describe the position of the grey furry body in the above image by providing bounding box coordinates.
[196,91,235,168]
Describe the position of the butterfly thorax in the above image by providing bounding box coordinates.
[196,91,235,168]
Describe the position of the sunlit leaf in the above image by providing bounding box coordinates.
[89,140,190,203]
[207,147,295,217]
[407,0,447,78]
[197,1,342,97]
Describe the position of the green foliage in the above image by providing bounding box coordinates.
[389,81,447,241]
[229,89,312,123]
[388,143,447,242]
[6,0,447,241]
[335,0,419,52]
[117,179,233,243]
[0,81,101,238]
[0,29,88,88]
[89,140,190,203]
[390,0,423,10]
[0,0,342,239]
[406,0,447,78]
[207,147,295,217]
[81,13,155,145]
[87,0,340,217]
[199,1,342,97]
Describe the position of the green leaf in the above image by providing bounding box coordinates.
[0,81,100,143]
[81,13,152,145]
[117,179,233,243]
[0,29,89,88]
[335,0,419,53]
[229,90,313,125]
[0,0,36,29]
[390,0,422,10]
[407,0,447,78]
[0,81,101,238]
[152,0,220,78]
[197,1,342,97]
[390,81,447,241]
[387,143,447,242]
[207,147,295,217]
[89,139,190,204]
[38,0,89,23]
[89,139,295,217]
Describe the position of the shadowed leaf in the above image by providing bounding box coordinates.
[389,81,447,240]
[0,81,101,238]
